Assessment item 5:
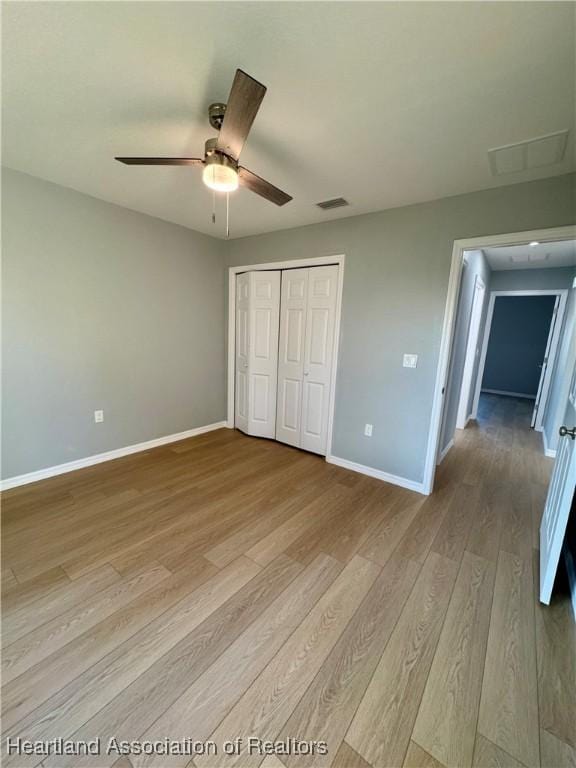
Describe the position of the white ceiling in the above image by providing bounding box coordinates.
[2,2,575,239]
[483,240,576,271]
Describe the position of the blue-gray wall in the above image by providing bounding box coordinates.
[482,295,556,396]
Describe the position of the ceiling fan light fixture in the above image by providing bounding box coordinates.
[202,162,239,192]
[116,70,291,206]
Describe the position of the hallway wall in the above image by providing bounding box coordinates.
[490,266,574,291]
[481,295,556,397]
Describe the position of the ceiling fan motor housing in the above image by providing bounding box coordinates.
[208,102,227,131]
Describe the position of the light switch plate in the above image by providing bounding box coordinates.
[364,424,373,437]
[94,410,104,423]
[403,354,418,368]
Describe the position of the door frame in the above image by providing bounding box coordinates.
[456,273,486,429]
[471,288,568,431]
[227,255,345,460]
[423,224,575,495]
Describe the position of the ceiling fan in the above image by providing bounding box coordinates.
[116,69,292,207]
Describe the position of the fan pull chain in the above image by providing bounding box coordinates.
[212,190,216,225]
[226,191,230,239]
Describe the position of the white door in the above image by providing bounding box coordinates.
[539,356,576,604]
[276,269,308,448]
[234,270,280,439]
[456,275,486,429]
[531,295,560,429]
[235,272,250,435]
[276,265,339,455]
[301,265,338,454]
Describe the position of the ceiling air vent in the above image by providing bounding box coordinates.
[488,130,569,176]
[316,197,349,210]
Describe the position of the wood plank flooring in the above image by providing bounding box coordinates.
[2,395,574,768]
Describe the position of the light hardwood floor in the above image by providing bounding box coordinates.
[1,395,574,768]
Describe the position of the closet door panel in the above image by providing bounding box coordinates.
[301,265,339,455]
[251,374,270,423]
[248,271,280,438]
[235,271,280,439]
[308,308,330,365]
[234,273,250,434]
[303,381,324,437]
[276,269,308,447]
[282,379,301,431]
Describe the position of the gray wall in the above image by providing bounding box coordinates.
[226,173,576,485]
[2,169,227,479]
[482,295,556,396]
[3,169,575,485]
[490,266,575,291]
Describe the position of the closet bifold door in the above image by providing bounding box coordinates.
[300,265,338,455]
[276,264,338,455]
[276,269,309,447]
[235,270,280,439]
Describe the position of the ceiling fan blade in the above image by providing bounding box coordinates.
[216,70,266,159]
[238,167,292,206]
[115,157,203,166]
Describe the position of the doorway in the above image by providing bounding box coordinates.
[473,290,567,431]
[426,225,576,494]
[428,227,575,604]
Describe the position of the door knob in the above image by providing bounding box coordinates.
[559,425,576,440]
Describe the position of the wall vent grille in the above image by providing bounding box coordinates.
[316,197,349,210]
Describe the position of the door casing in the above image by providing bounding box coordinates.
[426,225,576,495]
[456,274,486,430]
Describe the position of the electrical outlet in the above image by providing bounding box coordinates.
[94,410,104,423]
[403,353,418,368]
[364,423,373,437]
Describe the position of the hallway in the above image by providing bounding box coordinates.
[1,396,574,768]
[431,392,575,768]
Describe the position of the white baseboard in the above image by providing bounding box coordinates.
[0,421,228,491]
[542,429,557,459]
[481,388,536,400]
[437,439,454,465]
[564,546,576,624]
[326,454,426,495]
